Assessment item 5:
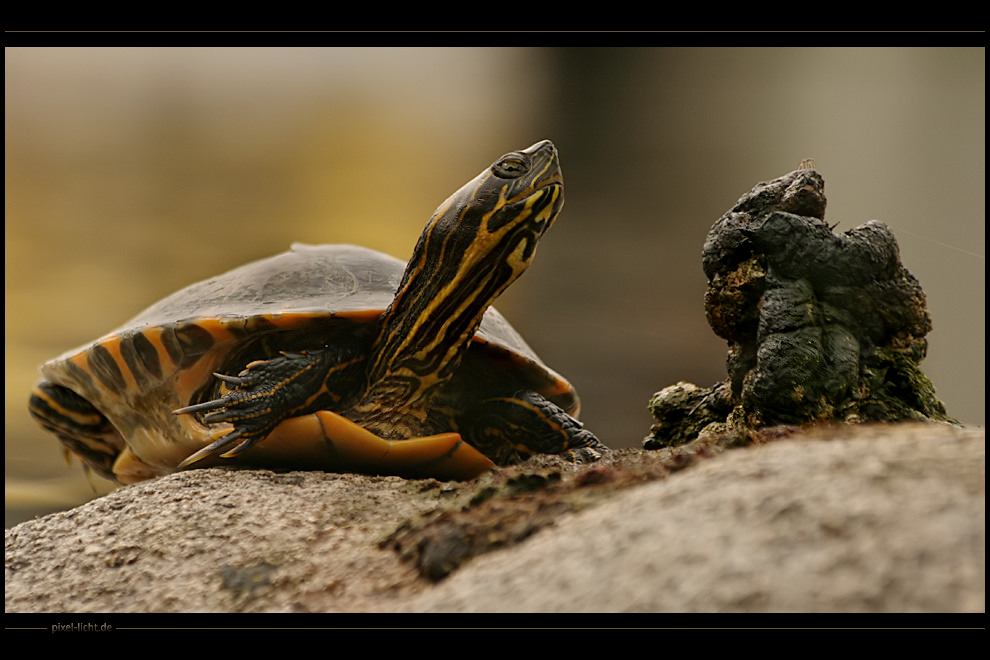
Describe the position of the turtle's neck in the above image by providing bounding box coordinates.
[354,218,527,434]
[346,140,564,438]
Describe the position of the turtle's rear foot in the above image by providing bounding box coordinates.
[561,430,607,463]
[460,391,608,465]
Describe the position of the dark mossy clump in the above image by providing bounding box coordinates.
[646,164,956,450]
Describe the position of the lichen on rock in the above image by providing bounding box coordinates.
[646,165,955,449]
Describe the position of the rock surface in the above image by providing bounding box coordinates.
[5,423,984,613]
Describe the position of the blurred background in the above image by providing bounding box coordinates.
[6,47,984,525]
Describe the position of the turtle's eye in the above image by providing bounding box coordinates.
[493,156,529,179]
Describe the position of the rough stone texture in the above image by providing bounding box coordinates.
[4,469,452,613]
[5,423,984,613]
[401,424,984,613]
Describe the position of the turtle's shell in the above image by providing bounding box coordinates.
[39,243,578,480]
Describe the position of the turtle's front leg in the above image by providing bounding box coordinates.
[174,348,338,466]
[459,391,607,465]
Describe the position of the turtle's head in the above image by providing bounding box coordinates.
[404,140,564,302]
[393,140,563,323]
[366,141,564,411]
[417,139,564,286]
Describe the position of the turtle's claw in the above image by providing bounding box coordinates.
[177,428,245,468]
[218,434,259,459]
[173,393,227,417]
[214,371,250,386]
[565,444,604,464]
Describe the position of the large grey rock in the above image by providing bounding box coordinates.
[403,424,984,613]
[5,424,984,613]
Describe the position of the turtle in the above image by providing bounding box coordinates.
[28,139,606,484]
